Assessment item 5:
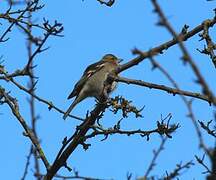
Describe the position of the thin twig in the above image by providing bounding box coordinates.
[115,76,212,104]
[116,16,216,78]
[21,146,33,180]
[1,73,83,121]
[0,88,50,170]
[144,137,167,178]
[150,0,215,104]
[26,9,41,179]
[96,0,115,7]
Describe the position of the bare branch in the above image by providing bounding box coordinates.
[115,76,212,104]
[21,146,33,180]
[116,16,216,74]
[44,102,108,180]
[198,120,216,138]
[198,20,216,67]
[84,113,179,144]
[0,87,50,170]
[144,137,167,178]
[96,0,115,7]
[150,0,215,105]
[0,70,83,121]
[164,161,194,179]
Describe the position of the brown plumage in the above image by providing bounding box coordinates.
[63,54,121,120]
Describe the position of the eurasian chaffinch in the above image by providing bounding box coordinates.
[63,54,122,119]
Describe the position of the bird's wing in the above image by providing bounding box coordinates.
[83,61,105,77]
[67,60,105,99]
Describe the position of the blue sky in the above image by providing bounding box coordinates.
[0,0,216,179]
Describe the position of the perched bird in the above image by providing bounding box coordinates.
[63,54,122,120]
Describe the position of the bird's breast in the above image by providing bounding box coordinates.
[83,67,117,98]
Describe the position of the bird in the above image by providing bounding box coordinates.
[63,54,122,120]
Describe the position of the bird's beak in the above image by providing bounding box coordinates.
[117,58,123,63]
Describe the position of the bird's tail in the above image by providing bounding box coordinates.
[63,100,77,120]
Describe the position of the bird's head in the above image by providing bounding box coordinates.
[101,54,123,64]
